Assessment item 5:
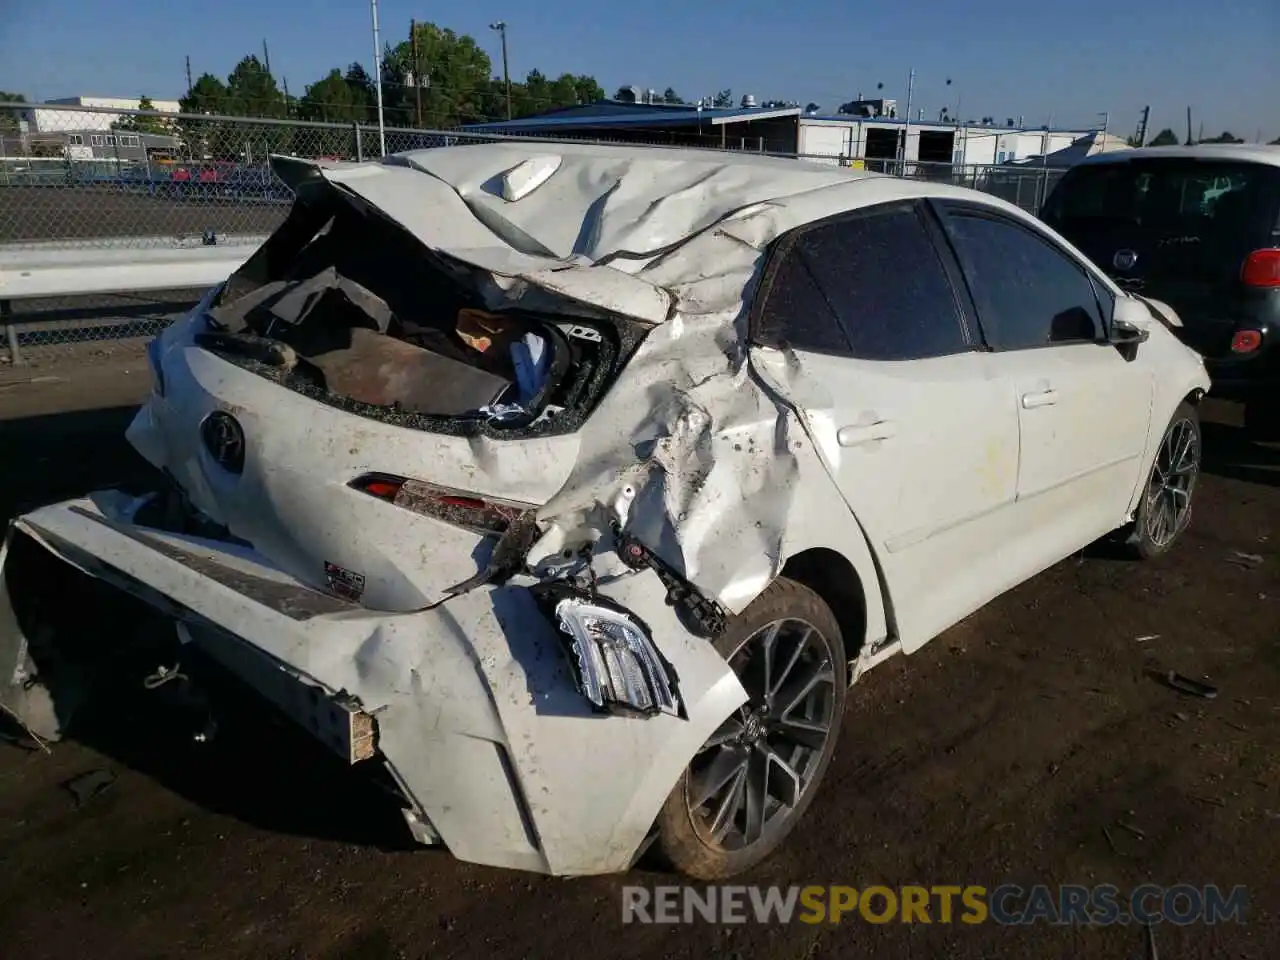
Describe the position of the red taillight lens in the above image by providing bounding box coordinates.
[350,474,529,535]
[1241,249,1280,288]
[352,475,405,501]
[1231,329,1263,353]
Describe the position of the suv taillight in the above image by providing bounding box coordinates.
[1241,249,1280,288]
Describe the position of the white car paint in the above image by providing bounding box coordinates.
[0,141,1210,876]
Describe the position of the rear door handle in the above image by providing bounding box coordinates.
[1021,389,1058,409]
[838,420,897,447]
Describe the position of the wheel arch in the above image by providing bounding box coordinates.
[779,544,886,665]
[1125,380,1207,519]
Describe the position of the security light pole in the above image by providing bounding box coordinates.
[490,21,511,120]
[369,0,387,156]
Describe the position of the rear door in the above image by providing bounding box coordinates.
[747,200,1022,653]
[1041,158,1280,356]
[937,202,1154,560]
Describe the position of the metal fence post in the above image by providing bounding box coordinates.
[354,123,364,162]
[2,300,20,365]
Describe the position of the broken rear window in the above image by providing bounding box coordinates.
[199,185,639,436]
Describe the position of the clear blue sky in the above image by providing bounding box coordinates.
[1,0,1276,139]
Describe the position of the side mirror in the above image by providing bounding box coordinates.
[1109,297,1152,362]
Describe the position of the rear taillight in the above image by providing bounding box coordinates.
[1231,329,1263,354]
[1241,249,1280,288]
[350,474,531,535]
[354,475,404,501]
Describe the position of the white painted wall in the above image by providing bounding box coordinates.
[798,117,1093,167]
[27,97,181,133]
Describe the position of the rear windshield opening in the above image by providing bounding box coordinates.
[199,185,633,435]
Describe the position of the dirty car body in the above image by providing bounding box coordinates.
[1,142,1210,877]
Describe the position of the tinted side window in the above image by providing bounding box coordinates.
[756,206,969,361]
[754,244,851,355]
[947,213,1104,350]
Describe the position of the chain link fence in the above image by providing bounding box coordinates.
[1,101,1069,363]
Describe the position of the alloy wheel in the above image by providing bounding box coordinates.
[685,618,837,852]
[1145,417,1199,548]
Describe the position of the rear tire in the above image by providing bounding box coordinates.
[654,577,847,879]
[1129,402,1201,559]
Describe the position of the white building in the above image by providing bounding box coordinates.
[23,96,181,134]
[797,115,1102,168]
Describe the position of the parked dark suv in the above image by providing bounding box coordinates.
[1041,145,1280,435]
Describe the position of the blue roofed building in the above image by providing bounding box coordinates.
[463,98,1101,174]
[464,100,806,154]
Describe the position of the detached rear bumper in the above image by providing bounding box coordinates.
[0,492,747,876]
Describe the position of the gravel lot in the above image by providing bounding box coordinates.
[1,354,1277,959]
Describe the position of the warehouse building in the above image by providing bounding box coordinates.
[465,99,1102,169]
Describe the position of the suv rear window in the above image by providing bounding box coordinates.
[1042,158,1280,281]
[1045,160,1279,231]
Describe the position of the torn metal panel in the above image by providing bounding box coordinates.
[0,494,746,875]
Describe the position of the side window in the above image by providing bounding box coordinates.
[754,242,852,355]
[755,205,970,361]
[946,212,1105,350]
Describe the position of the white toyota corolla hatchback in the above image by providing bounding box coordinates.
[1,141,1208,879]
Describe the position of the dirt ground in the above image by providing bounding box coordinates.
[0,351,1277,959]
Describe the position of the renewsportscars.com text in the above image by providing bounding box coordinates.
[621,884,1249,926]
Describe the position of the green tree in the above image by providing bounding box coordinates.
[344,63,374,121]
[299,69,364,122]
[226,55,285,118]
[662,87,682,104]
[712,89,733,108]
[1147,128,1179,147]
[1199,130,1243,144]
[181,73,228,114]
[177,74,230,159]
[115,95,171,134]
[382,22,493,127]
[0,90,25,132]
[293,69,364,156]
[572,75,604,105]
[1271,135,1280,145]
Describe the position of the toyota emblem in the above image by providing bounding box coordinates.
[201,411,246,473]
[1112,249,1139,271]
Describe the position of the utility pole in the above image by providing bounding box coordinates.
[1186,106,1193,146]
[262,39,272,75]
[899,67,915,174]
[282,77,291,117]
[410,19,423,127]
[185,55,193,93]
[490,21,511,120]
[369,0,386,155]
[1136,105,1150,146]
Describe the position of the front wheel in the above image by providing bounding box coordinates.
[653,577,847,879]
[1129,402,1201,559]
